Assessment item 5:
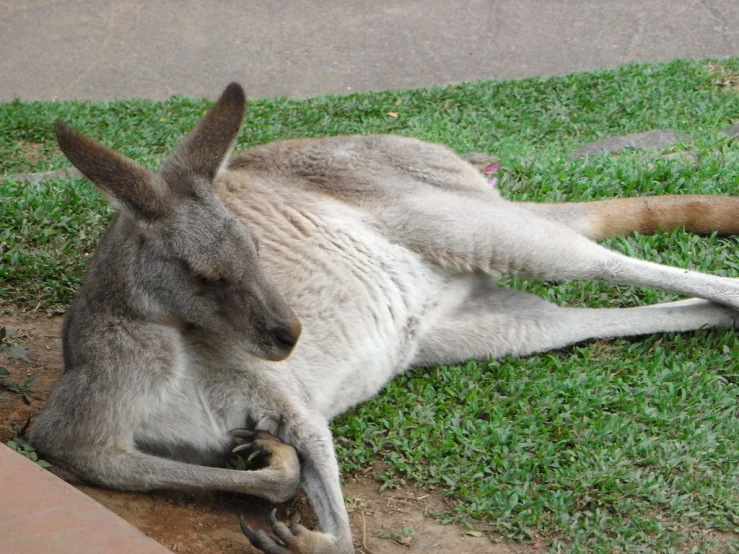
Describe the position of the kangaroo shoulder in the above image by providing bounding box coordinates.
[225,134,488,204]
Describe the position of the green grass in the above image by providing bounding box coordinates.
[2,58,739,552]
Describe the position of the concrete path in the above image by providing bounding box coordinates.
[0,445,170,554]
[1,0,738,102]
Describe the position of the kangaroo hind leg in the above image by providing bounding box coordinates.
[382,191,739,310]
[414,278,739,367]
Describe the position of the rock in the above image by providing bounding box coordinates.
[2,167,82,184]
[571,129,693,158]
[720,122,739,138]
[661,151,699,163]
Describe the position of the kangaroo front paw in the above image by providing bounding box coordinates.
[240,510,353,554]
[230,429,301,503]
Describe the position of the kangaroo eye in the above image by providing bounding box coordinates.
[195,272,227,285]
[181,260,226,284]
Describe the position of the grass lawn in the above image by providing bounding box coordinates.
[2,58,739,552]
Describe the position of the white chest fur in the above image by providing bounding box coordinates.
[264,205,445,418]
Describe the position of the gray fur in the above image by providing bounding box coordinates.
[31,83,739,554]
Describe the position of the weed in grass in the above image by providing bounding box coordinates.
[0,367,42,405]
[378,527,415,545]
[0,328,43,404]
[5,418,51,468]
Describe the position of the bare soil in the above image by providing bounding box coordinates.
[0,310,533,554]
[16,140,44,164]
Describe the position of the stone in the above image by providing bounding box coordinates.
[571,129,693,158]
[661,151,699,163]
[2,167,81,184]
[720,122,739,138]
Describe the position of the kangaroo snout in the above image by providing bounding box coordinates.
[263,313,302,361]
[271,317,302,350]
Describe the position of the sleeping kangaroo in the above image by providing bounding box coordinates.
[30,83,739,553]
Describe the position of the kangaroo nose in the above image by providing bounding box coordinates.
[272,317,302,349]
[273,328,297,348]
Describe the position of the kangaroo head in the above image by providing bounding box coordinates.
[55,83,301,361]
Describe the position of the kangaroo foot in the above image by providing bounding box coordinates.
[231,429,288,467]
[229,429,301,503]
[240,510,352,554]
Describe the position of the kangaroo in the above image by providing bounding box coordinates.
[30,82,739,554]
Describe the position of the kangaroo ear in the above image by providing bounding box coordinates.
[163,82,246,184]
[55,121,170,220]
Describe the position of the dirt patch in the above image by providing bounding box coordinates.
[0,310,63,442]
[708,63,739,91]
[16,141,44,165]
[715,74,739,90]
[342,478,531,554]
[0,309,531,554]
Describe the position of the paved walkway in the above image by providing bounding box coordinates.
[0,445,170,554]
[1,0,737,102]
